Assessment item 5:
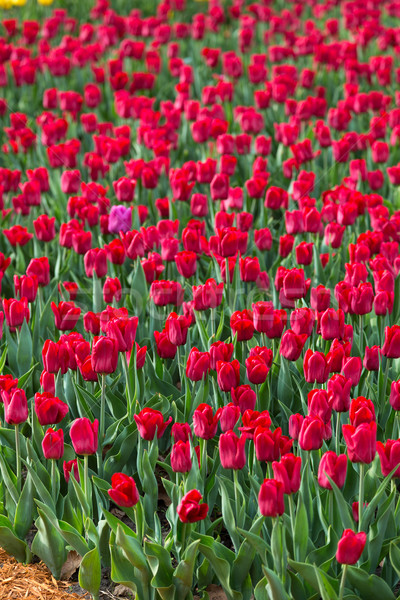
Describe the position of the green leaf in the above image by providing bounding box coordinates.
[294,499,309,562]
[116,526,150,576]
[0,525,32,564]
[110,540,149,600]
[313,564,338,600]
[5,327,18,374]
[58,520,90,557]
[16,319,32,375]
[79,547,101,600]
[14,473,34,540]
[21,458,55,514]
[192,532,242,600]
[262,566,291,600]
[218,476,241,551]
[361,467,397,531]
[346,566,396,600]
[0,452,19,505]
[389,542,400,579]
[174,539,200,598]
[144,540,175,600]
[288,559,339,595]
[31,508,67,578]
[232,516,264,592]
[325,474,353,531]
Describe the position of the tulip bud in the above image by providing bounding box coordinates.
[219,431,246,470]
[42,428,64,460]
[336,529,366,565]
[342,421,377,464]
[258,479,285,517]
[272,453,302,494]
[108,473,140,507]
[317,451,347,489]
[70,418,99,455]
[177,489,208,523]
[3,388,28,425]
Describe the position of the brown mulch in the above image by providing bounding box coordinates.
[0,548,90,600]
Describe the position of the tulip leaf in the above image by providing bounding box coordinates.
[22,458,56,514]
[79,546,101,600]
[325,474,353,531]
[110,539,149,600]
[0,345,8,373]
[262,566,292,600]
[14,473,34,540]
[144,540,175,600]
[0,452,19,505]
[192,532,242,600]
[174,539,200,597]
[346,566,396,600]
[101,508,136,538]
[313,564,338,600]
[116,525,150,575]
[232,516,264,592]
[367,489,394,572]
[0,525,32,564]
[17,363,38,391]
[16,319,32,376]
[254,576,270,600]
[31,508,67,578]
[361,467,398,531]
[5,327,18,375]
[294,498,309,562]
[58,520,90,557]
[218,476,241,551]
[287,559,339,595]
[389,542,400,579]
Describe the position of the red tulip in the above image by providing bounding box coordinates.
[134,408,172,441]
[3,388,28,425]
[258,479,285,517]
[318,451,348,489]
[193,403,221,440]
[336,529,366,565]
[70,418,98,455]
[51,301,81,331]
[108,473,140,507]
[216,359,241,392]
[376,439,400,478]
[42,428,64,460]
[186,348,210,381]
[91,336,119,374]
[342,421,377,464]
[34,392,68,426]
[177,489,208,523]
[272,453,302,494]
[219,430,246,470]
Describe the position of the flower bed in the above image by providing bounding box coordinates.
[0,0,399,599]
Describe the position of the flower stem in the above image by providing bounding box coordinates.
[359,315,364,361]
[358,463,365,531]
[15,425,21,495]
[97,373,106,477]
[51,459,57,507]
[339,564,348,600]
[84,454,89,509]
[288,494,296,556]
[336,411,341,455]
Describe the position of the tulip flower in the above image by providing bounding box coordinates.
[70,418,99,455]
[272,453,302,494]
[193,404,221,440]
[42,428,64,460]
[336,529,366,564]
[216,359,241,392]
[134,409,172,441]
[219,404,241,432]
[34,392,68,426]
[108,473,140,507]
[376,439,400,478]
[382,325,400,358]
[186,348,210,381]
[219,430,246,470]
[177,489,208,523]
[318,452,348,489]
[342,421,376,464]
[280,330,308,361]
[258,479,285,517]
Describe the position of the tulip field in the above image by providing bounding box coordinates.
[3,0,400,598]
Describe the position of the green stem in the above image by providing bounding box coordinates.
[359,315,364,361]
[97,373,106,477]
[288,494,296,555]
[336,412,341,455]
[84,454,89,508]
[339,564,348,600]
[51,459,57,507]
[123,353,134,420]
[200,438,207,480]
[15,425,21,495]
[358,463,365,531]
[329,490,334,525]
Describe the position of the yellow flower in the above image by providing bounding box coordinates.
[0,0,13,8]
[37,0,54,4]
[12,0,27,5]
